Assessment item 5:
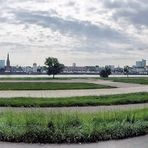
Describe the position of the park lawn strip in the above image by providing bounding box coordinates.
[0,82,113,90]
[0,108,147,143]
[0,92,148,107]
[106,77,148,85]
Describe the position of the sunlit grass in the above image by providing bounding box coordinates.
[0,82,113,90]
[0,92,147,107]
[106,77,148,85]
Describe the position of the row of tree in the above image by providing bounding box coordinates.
[45,57,129,78]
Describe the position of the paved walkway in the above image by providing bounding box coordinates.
[0,79,147,98]
[0,103,148,112]
[0,135,148,148]
[0,86,148,98]
[0,79,147,112]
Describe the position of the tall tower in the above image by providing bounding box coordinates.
[6,53,11,72]
[6,53,10,67]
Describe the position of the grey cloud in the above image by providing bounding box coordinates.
[12,10,128,43]
[114,8,148,27]
[0,0,5,3]
[0,42,46,48]
[1,0,148,60]
[102,0,126,9]
[87,7,97,12]
[0,17,8,23]
[103,0,148,27]
[102,0,141,10]
[67,1,76,6]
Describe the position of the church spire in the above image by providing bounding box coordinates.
[6,53,11,72]
[6,53,10,67]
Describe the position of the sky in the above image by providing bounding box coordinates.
[0,0,148,67]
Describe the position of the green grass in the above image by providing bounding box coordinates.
[0,82,112,90]
[0,109,147,143]
[0,92,148,107]
[106,77,148,85]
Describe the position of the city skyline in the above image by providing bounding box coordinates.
[0,53,148,75]
[0,53,148,67]
[0,0,148,66]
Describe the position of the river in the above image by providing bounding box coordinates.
[0,74,148,78]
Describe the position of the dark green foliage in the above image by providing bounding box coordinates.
[124,66,129,77]
[100,66,111,78]
[0,82,112,90]
[45,57,64,78]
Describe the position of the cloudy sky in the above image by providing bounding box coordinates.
[0,0,148,66]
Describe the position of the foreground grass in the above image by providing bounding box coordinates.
[0,82,112,90]
[106,77,148,85]
[1,92,148,107]
[0,109,147,143]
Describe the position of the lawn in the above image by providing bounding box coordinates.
[0,82,112,90]
[0,92,148,107]
[0,108,147,143]
[106,77,148,85]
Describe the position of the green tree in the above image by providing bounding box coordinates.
[124,66,129,77]
[100,66,111,78]
[45,57,64,79]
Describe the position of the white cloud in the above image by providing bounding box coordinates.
[0,0,148,66]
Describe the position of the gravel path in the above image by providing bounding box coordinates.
[0,135,148,148]
[0,103,147,112]
[0,86,148,98]
[0,79,147,111]
[0,79,146,98]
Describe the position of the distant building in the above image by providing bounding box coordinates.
[37,66,42,73]
[33,63,37,73]
[24,66,32,74]
[105,65,115,71]
[11,65,24,73]
[5,53,11,72]
[142,59,146,67]
[136,59,146,68]
[0,60,5,69]
[73,63,76,68]
[6,53,10,67]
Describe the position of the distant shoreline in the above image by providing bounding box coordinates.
[0,73,147,76]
